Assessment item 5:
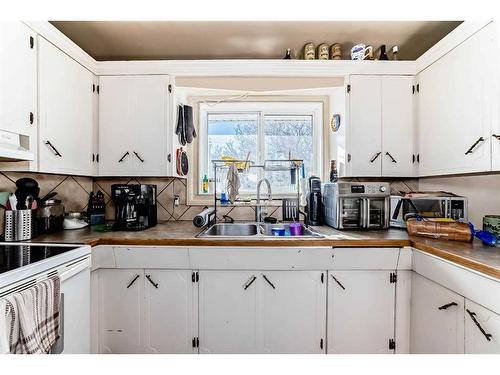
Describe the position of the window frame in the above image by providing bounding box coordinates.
[198,101,324,197]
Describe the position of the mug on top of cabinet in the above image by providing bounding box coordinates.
[351,44,373,60]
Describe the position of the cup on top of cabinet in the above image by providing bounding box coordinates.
[351,44,373,60]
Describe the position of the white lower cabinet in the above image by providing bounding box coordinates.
[99,269,144,354]
[97,269,197,354]
[198,270,326,354]
[327,271,396,354]
[143,270,198,354]
[410,273,465,354]
[465,299,500,354]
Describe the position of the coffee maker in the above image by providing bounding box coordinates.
[111,184,157,231]
[306,176,324,226]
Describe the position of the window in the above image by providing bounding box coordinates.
[198,101,323,196]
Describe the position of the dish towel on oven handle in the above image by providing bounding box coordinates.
[0,276,61,354]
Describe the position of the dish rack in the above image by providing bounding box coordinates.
[210,159,304,225]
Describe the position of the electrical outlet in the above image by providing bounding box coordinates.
[174,195,180,207]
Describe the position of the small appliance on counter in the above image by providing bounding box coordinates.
[390,192,468,228]
[111,184,157,231]
[87,191,106,225]
[306,176,324,226]
[36,198,65,234]
[323,181,390,230]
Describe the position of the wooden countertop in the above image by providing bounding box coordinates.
[28,221,500,280]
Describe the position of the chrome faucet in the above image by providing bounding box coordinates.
[255,178,272,224]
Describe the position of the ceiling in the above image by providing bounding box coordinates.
[50,21,462,61]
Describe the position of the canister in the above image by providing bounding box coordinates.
[483,215,500,237]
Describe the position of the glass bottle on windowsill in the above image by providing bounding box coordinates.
[329,160,338,183]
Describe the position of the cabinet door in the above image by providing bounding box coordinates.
[465,299,500,354]
[418,25,493,176]
[327,271,395,353]
[348,75,382,176]
[99,75,169,176]
[410,273,465,354]
[381,76,414,177]
[0,22,36,136]
[490,23,500,171]
[98,269,144,354]
[198,271,259,353]
[260,271,326,353]
[38,37,93,175]
[143,270,198,353]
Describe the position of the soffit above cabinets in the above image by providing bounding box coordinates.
[50,21,462,61]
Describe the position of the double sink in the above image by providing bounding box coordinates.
[197,223,324,239]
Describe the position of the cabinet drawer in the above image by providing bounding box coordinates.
[189,247,334,270]
[113,246,190,269]
[332,248,400,270]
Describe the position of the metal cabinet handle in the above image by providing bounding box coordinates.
[243,275,256,290]
[370,152,381,163]
[438,302,458,310]
[493,134,500,140]
[465,137,485,155]
[29,112,34,124]
[145,274,159,288]
[331,274,346,290]
[466,309,493,341]
[133,151,145,163]
[118,151,130,162]
[126,274,140,289]
[385,152,397,163]
[45,141,62,157]
[262,274,276,289]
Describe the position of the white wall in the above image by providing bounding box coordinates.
[418,174,500,228]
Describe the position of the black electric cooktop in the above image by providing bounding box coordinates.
[0,244,80,275]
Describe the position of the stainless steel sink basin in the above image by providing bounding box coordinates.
[197,222,323,238]
[201,223,259,237]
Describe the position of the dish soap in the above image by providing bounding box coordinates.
[202,175,209,193]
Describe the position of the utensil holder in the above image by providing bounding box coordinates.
[4,209,36,241]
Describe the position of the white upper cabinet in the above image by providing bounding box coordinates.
[348,75,383,176]
[381,76,415,177]
[490,23,500,171]
[327,270,396,354]
[38,37,94,175]
[465,299,500,354]
[418,23,496,176]
[347,75,414,177]
[410,273,465,354]
[0,22,36,137]
[99,75,170,176]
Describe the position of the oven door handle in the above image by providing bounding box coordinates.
[362,198,369,228]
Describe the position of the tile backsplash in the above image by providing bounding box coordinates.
[0,171,419,234]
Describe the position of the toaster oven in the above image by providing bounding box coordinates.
[390,194,468,228]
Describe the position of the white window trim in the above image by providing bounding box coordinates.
[198,101,323,197]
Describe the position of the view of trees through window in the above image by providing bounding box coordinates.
[206,112,314,194]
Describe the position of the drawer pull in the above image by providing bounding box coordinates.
[133,151,145,163]
[262,274,276,289]
[331,274,346,290]
[243,275,256,290]
[370,152,381,163]
[145,274,159,289]
[385,152,397,163]
[118,151,130,162]
[438,302,458,310]
[465,137,485,155]
[126,274,140,289]
[466,309,493,341]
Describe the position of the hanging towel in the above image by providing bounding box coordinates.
[183,105,197,144]
[0,297,18,354]
[226,163,241,203]
[0,276,61,354]
[175,105,186,146]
